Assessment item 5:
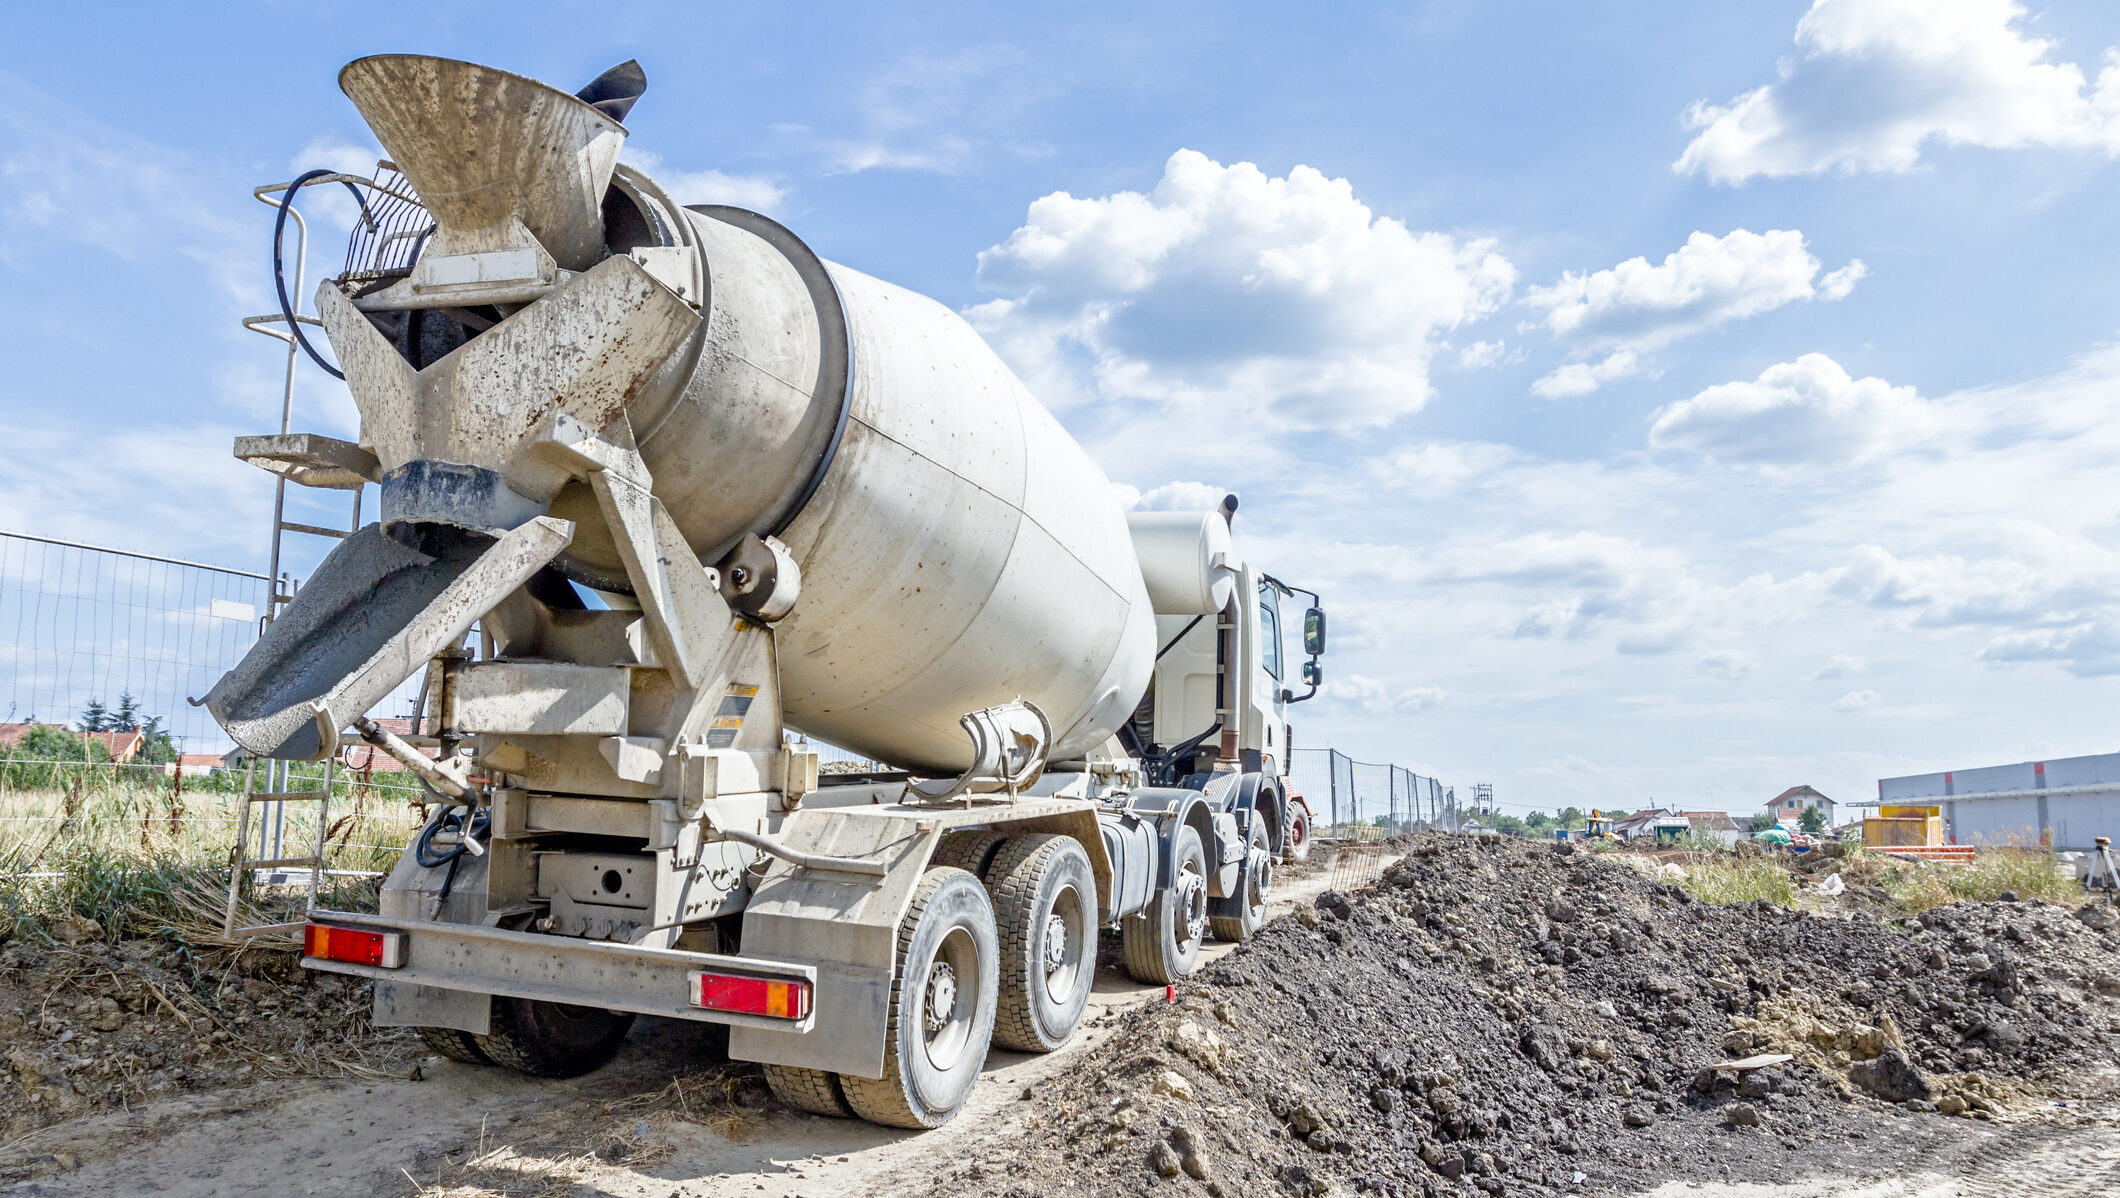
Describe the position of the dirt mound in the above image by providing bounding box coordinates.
[914,834,2120,1198]
[0,934,416,1180]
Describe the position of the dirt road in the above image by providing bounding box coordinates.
[3,849,1395,1197]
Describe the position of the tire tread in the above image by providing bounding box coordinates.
[763,1064,854,1117]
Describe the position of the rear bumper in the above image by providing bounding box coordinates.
[299,909,817,1034]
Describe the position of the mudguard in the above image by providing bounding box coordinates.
[1124,786,1220,891]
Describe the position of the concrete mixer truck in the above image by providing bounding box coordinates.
[208,55,1330,1128]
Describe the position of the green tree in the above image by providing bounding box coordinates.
[1748,812,1777,833]
[112,693,143,731]
[1799,805,1828,835]
[78,699,110,732]
[1494,814,1528,836]
[1556,806,1585,830]
[1525,811,1551,831]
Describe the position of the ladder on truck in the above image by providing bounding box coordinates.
[220,174,385,939]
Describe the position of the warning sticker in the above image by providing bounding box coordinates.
[705,684,759,748]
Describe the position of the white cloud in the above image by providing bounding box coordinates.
[1332,673,1449,716]
[1978,623,2120,676]
[621,150,788,215]
[968,149,1516,429]
[1526,229,1863,395]
[1126,481,1231,512]
[1697,650,1752,680]
[1532,350,1640,399]
[1832,688,1882,711]
[1648,353,1932,469]
[1677,0,2120,184]
[1814,654,1866,680]
[1457,340,1508,369]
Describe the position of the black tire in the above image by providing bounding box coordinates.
[1121,824,1207,985]
[840,867,998,1129]
[473,997,633,1078]
[930,829,1010,879]
[415,1025,491,1065]
[763,1064,855,1117]
[1284,802,1313,864]
[1209,816,1272,942]
[987,834,1096,1053]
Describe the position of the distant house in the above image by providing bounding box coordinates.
[171,753,229,778]
[1612,808,1675,841]
[0,722,144,763]
[1769,785,1836,827]
[1679,810,1745,847]
[1460,818,1498,837]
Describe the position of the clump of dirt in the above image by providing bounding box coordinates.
[0,934,416,1179]
[916,833,2120,1198]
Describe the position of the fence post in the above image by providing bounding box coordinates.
[1328,750,1340,832]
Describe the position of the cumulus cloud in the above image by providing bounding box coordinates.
[1648,354,1932,469]
[1814,654,1865,680]
[1118,480,1231,512]
[1832,688,1882,711]
[1332,673,1449,716]
[1677,0,2120,184]
[1978,623,2120,676]
[1697,650,1752,680]
[1526,229,1863,396]
[1531,351,1640,399]
[968,149,1516,429]
[1457,340,1508,369]
[621,150,787,214]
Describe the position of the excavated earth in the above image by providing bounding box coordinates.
[914,833,2120,1198]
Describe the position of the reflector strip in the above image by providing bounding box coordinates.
[689,971,811,1019]
[303,923,405,969]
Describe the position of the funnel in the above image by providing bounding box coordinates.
[340,55,628,272]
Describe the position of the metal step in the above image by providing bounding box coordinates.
[279,521,350,539]
[234,433,380,491]
[246,790,332,802]
[245,856,324,870]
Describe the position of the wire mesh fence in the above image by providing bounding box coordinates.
[1289,747,1460,838]
[0,531,275,755]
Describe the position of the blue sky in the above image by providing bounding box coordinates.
[6,1,2120,816]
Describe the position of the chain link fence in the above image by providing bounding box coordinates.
[1289,747,1460,839]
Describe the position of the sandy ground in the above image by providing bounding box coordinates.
[0,851,1393,1197]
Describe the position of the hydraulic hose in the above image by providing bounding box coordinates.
[273,168,373,380]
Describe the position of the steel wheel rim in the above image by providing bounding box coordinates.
[920,925,981,1071]
[1248,854,1272,920]
[1041,882,1087,1004]
[1176,860,1207,949]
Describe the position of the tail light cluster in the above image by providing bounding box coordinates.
[690,971,810,1020]
[303,923,406,968]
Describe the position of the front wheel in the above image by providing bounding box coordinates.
[1121,824,1207,985]
[1284,802,1313,864]
[1209,816,1272,942]
[839,867,998,1129]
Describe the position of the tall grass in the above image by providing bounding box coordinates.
[1879,845,2079,913]
[1674,854,1796,907]
[0,759,420,944]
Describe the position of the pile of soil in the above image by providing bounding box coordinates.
[918,833,2120,1198]
[0,927,416,1174]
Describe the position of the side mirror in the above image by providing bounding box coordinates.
[1303,607,1326,657]
[1302,659,1322,688]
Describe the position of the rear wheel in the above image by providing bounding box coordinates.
[1209,816,1272,942]
[473,997,633,1078]
[763,1064,855,1117]
[415,1025,491,1065]
[988,834,1095,1052]
[839,867,998,1129]
[1121,824,1207,985]
[930,829,1010,879]
[1284,802,1313,864]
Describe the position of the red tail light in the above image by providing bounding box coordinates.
[303,923,406,968]
[690,971,810,1019]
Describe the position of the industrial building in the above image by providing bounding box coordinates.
[1878,752,2120,851]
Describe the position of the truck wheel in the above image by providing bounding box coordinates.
[1121,824,1207,985]
[1284,803,1313,864]
[1209,817,1272,942]
[763,1064,855,1118]
[840,867,998,1129]
[415,1026,491,1065]
[930,829,1010,879]
[987,834,1095,1052]
[473,997,633,1078]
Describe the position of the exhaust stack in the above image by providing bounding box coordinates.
[338,55,633,272]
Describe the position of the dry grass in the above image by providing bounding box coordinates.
[1671,854,1797,907]
[1879,843,2080,913]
